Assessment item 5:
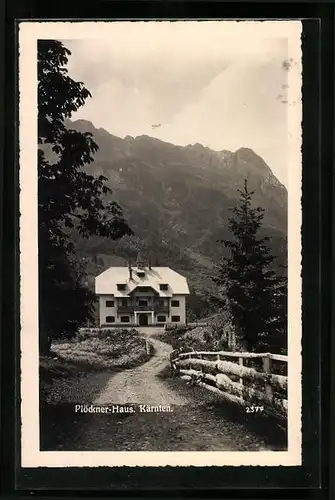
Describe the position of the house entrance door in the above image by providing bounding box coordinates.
[138,313,148,326]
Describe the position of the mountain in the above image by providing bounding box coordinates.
[63,119,288,319]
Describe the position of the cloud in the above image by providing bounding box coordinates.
[60,22,291,184]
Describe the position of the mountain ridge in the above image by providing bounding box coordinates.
[70,118,287,188]
[60,118,287,319]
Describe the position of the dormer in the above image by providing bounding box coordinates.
[160,283,169,291]
[136,270,145,278]
[117,283,127,291]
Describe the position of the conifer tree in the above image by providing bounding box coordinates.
[215,179,287,353]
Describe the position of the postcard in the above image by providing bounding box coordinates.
[19,19,302,467]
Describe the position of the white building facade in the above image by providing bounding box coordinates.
[95,254,190,327]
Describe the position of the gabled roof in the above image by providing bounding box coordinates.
[95,266,190,297]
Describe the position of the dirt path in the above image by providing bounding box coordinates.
[93,328,187,405]
[44,328,284,452]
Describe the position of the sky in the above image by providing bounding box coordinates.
[61,22,295,186]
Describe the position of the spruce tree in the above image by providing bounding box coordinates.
[215,179,287,353]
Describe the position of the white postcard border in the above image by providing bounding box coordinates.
[19,20,302,468]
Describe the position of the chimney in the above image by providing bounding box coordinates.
[128,261,133,280]
[136,250,145,270]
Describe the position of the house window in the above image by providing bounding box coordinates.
[139,300,148,307]
[157,315,166,323]
[106,316,115,323]
[121,298,128,306]
[117,284,126,291]
[158,299,165,306]
[121,316,130,323]
[160,284,168,291]
[137,271,145,278]
[171,316,180,322]
[171,300,180,307]
[106,300,114,307]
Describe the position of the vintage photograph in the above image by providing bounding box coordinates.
[19,20,302,467]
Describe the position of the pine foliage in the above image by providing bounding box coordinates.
[215,180,287,353]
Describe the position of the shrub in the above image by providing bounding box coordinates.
[75,327,138,342]
[50,328,151,370]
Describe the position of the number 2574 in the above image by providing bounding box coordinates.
[246,406,264,413]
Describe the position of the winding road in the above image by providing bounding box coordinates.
[93,328,187,406]
[51,328,280,452]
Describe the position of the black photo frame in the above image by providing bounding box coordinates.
[1,1,333,498]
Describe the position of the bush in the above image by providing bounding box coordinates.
[50,328,151,370]
[157,325,193,349]
[75,327,138,342]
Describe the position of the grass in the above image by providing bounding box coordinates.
[153,324,220,352]
[152,325,194,349]
[40,328,154,404]
[50,328,152,370]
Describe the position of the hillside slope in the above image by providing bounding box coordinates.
[60,119,288,319]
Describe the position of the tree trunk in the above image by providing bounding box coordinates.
[39,332,52,356]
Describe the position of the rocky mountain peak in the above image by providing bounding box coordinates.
[59,118,288,318]
[234,147,273,174]
[63,118,287,248]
